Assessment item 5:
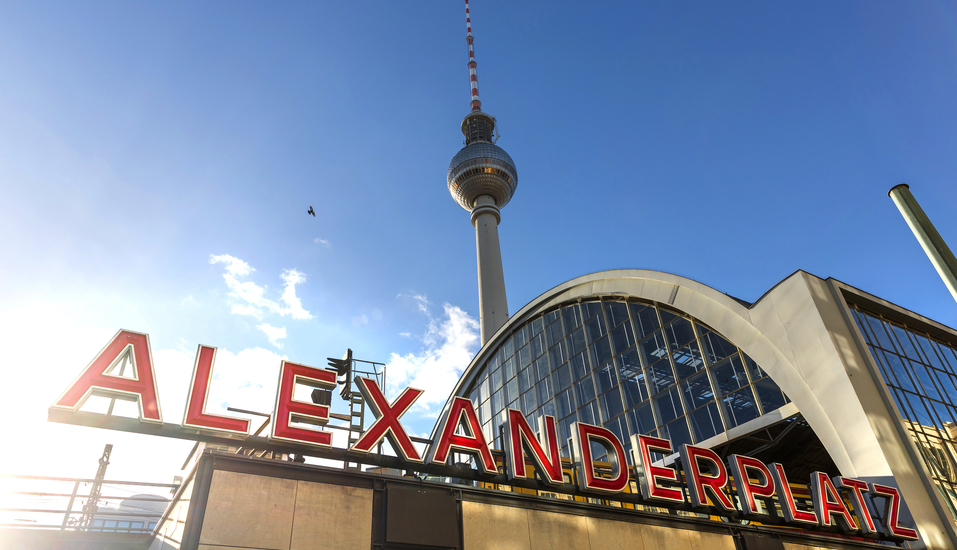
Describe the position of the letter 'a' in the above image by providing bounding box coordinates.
[52,330,163,423]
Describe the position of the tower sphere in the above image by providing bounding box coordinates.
[447,111,518,212]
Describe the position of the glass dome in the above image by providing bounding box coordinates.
[457,296,790,462]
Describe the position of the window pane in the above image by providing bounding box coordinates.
[506,377,519,405]
[682,371,714,410]
[648,360,676,394]
[641,331,669,365]
[534,357,550,382]
[689,401,723,443]
[585,313,607,343]
[582,301,603,320]
[658,308,678,325]
[594,335,614,366]
[654,386,683,425]
[883,352,917,393]
[665,318,696,349]
[673,341,704,380]
[628,401,656,434]
[519,367,533,394]
[555,363,572,392]
[569,327,587,356]
[599,389,625,422]
[622,371,649,409]
[611,320,636,355]
[713,356,747,395]
[536,377,554,404]
[562,305,583,333]
[630,304,660,338]
[521,390,537,416]
[701,332,737,365]
[491,389,502,415]
[570,353,588,380]
[576,376,597,405]
[580,399,599,425]
[518,344,531,368]
[595,362,618,394]
[604,414,628,445]
[753,377,786,413]
[660,419,692,451]
[723,387,759,428]
[556,388,576,418]
[491,367,503,391]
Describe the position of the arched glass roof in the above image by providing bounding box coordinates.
[458,296,791,462]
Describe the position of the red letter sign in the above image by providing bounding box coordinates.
[428,397,496,474]
[504,409,564,486]
[727,454,776,518]
[349,378,424,462]
[770,463,818,526]
[631,434,684,504]
[52,330,162,423]
[680,444,735,512]
[810,471,857,533]
[834,477,878,536]
[570,422,629,494]
[270,361,336,447]
[182,345,250,435]
[868,483,919,541]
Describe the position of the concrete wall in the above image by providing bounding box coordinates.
[462,500,867,550]
[176,456,897,550]
[195,470,372,550]
[150,477,192,550]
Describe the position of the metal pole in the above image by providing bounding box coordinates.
[889,184,957,304]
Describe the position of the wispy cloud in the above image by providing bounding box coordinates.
[314,238,331,247]
[257,323,287,348]
[386,299,479,414]
[209,254,312,320]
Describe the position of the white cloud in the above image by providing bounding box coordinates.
[385,300,479,414]
[256,323,287,348]
[314,238,330,247]
[210,254,313,320]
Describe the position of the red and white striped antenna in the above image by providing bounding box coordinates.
[465,0,482,112]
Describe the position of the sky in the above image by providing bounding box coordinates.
[2,1,957,490]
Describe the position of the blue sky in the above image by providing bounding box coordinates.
[2,1,957,482]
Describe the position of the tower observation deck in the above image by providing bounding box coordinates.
[447,0,517,344]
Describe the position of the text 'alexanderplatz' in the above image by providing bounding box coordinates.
[52,330,918,542]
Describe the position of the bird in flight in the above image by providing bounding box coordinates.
[307,206,315,217]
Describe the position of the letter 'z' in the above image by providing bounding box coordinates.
[349,377,424,462]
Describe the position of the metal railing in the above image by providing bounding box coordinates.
[0,473,178,533]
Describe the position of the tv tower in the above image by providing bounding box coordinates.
[447,0,518,345]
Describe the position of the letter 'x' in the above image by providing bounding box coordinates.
[350,377,425,462]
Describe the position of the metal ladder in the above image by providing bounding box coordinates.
[346,392,365,470]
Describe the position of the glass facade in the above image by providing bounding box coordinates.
[463,297,790,462]
[851,306,957,518]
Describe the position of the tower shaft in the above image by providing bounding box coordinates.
[472,195,508,343]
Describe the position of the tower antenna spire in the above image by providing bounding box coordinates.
[465,0,481,112]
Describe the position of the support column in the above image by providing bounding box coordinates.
[471,195,509,344]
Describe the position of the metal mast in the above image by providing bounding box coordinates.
[466,0,481,112]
